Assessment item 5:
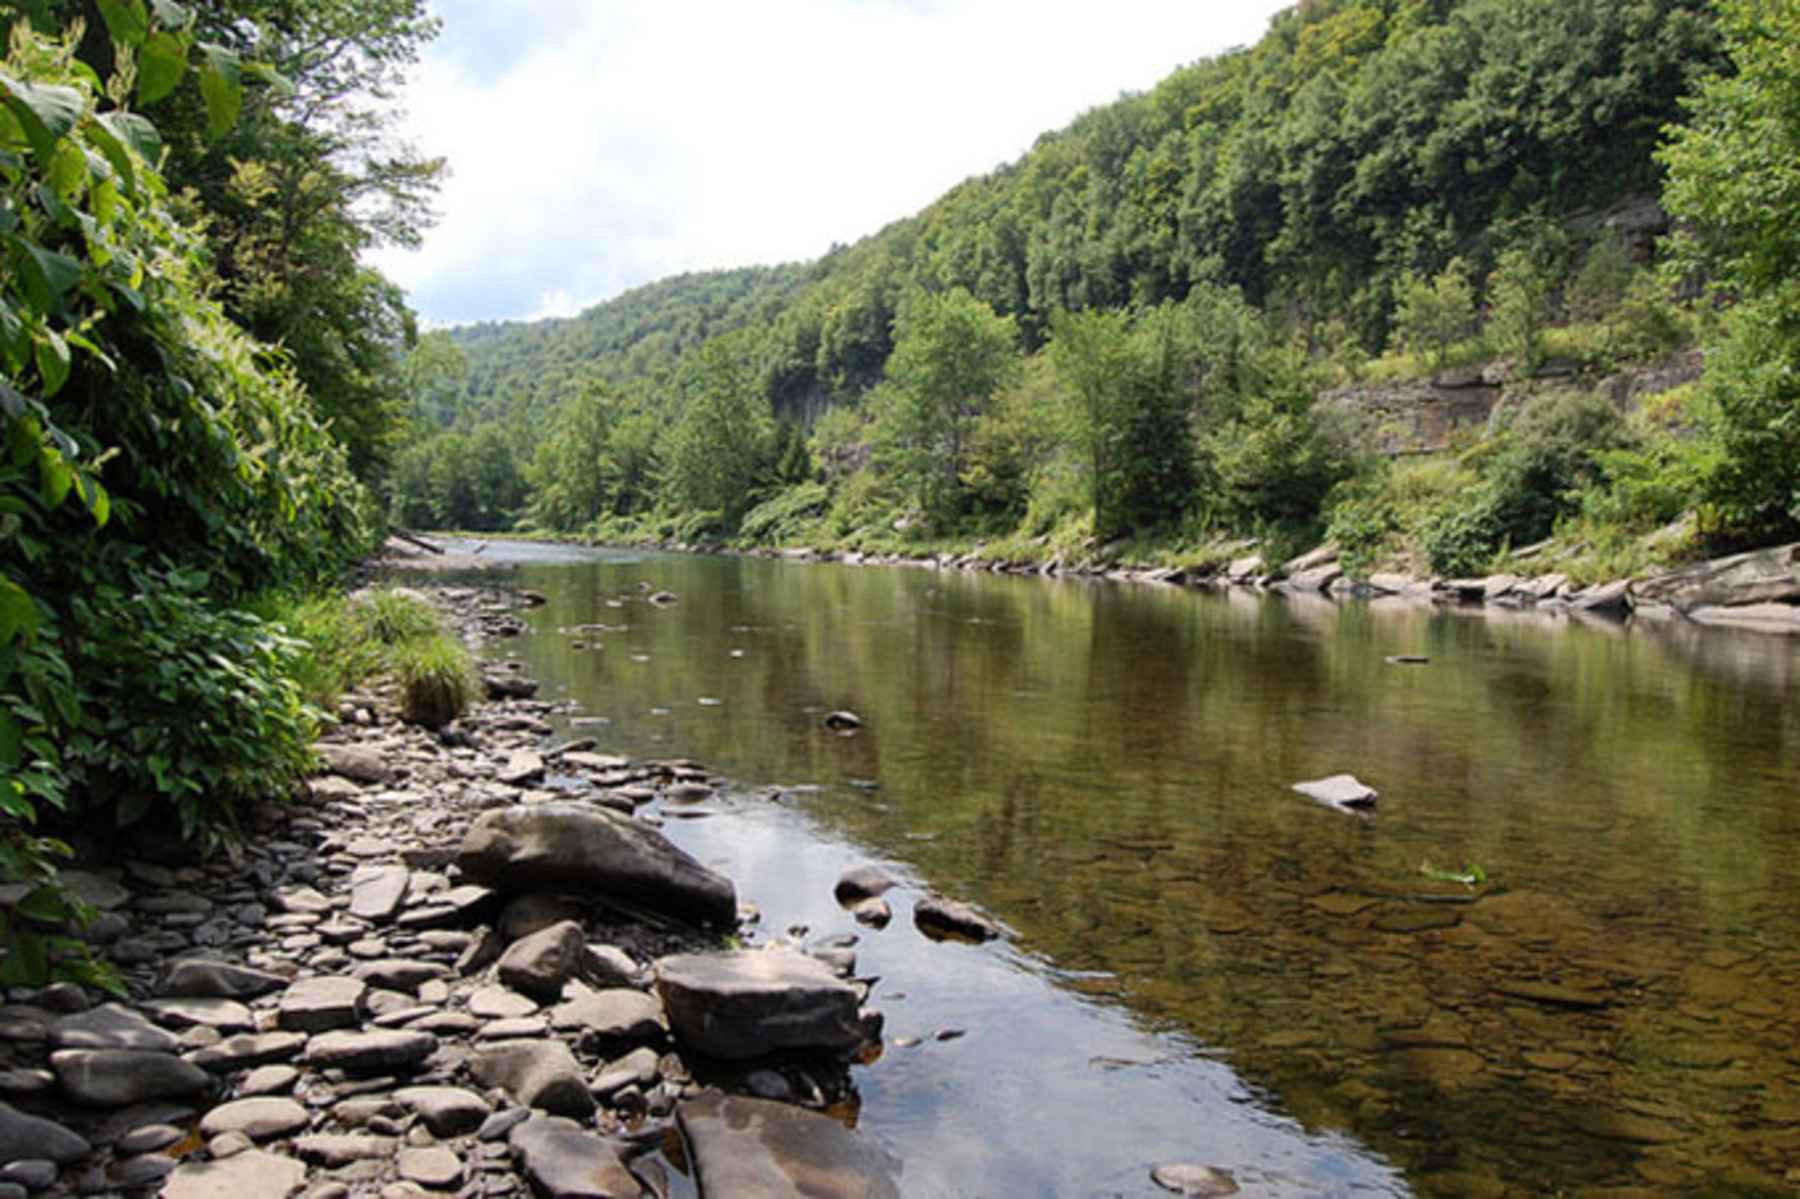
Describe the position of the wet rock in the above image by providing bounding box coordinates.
[455,804,736,927]
[1291,774,1378,812]
[821,710,863,733]
[833,866,898,903]
[655,948,868,1061]
[913,896,1001,943]
[497,920,585,1002]
[161,959,288,999]
[199,1096,310,1141]
[849,898,892,929]
[393,1086,491,1137]
[1151,1163,1240,1196]
[51,1003,180,1052]
[160,1149,306,1199]
[349,866,411,923]
[468,1040,595,1118]
[0,1101,90,1164]
[51,1049,211,1106]
[304,1030,437,1073]
[507,1115,639,1198]
[279,976,368,1033]
[1571,578,1632,615]
[677,1093,901,1198]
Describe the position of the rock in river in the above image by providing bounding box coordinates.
[455,803,737,927]
[913,895,1001,943]
[677,1093,901,1198]
[1291,774,1378,812]
[655,947,868,1061]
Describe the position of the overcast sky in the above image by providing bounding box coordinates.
[367,1,1292,327]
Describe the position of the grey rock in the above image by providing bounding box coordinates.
[468,1040,595,1118]
[160,959,287,1000]
[1291,774,1379,812]
[833,866,898,903]
[115,1123,183,1154]
[51,1049,210,1106]
[160,1149,306,1199]
[304,1030,437,1073]
[316,744,393,785]
[821,710,862,732]
[240,1065,300,1096]
[1151,1163,1241,1196]
[278,976,368,1033]
[349,867,411,923]
[549,990,664,1045]
[498,893,584,942]
[1633,541,1800,612]
[112,1154,178,1187]
[456,803,736,927]
[392,1086,491,1137]
[497,751,546,787]
[61,870,130,911]
[1,1159,57,1189]
[476,1107,530,1142]
[849,898,892,929]
[186,1031,307,1073]
[51,1003,180,1052]
[274,887,334,915]
[199,1097,310,1141]
[466,985,538,1019]
[578,945,642,990]
[352,959,449,994]
[913,895,1002,943]
[507,1115,639,1198]
[141,998,255,1032]
[0,1101,90,1164]
[677,1093,901,1198]
[397,1145,461,1188]
[497,920,584,1003]
[293,1133,396,1166]
[655,948,867,1061]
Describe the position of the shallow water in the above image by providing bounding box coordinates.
[454,541,1800,1197]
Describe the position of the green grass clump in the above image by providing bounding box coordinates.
[390,634,481,729]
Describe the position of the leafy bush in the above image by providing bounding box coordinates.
[739,482,830,545]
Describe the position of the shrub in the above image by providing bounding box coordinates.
[391,634,479,730]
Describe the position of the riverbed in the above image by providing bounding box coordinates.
[445,538,1800,1198]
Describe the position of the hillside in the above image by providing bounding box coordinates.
[395,0,1800,590]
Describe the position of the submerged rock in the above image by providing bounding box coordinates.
[1151,1162,1240,1196]
[677,1092,901,1198]
[913,896,1001,943]
[456,803,737,927]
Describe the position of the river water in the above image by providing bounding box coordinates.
[447,540,1800,1198]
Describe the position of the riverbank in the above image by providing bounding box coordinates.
[0,583,920,1198]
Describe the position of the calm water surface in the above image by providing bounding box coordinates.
[451,540,1800,1198]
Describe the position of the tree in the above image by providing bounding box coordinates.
[1485,243,1558,373]
[1659,0,1800,533]
[663,333,775,534]
[876,288,1019,529]
[1392,257,1476,369]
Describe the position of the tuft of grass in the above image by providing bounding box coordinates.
[390,633,480,729]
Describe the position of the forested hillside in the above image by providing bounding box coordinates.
[395,0,1800,592]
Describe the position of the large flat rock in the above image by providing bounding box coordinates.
[655,948,866,1061]
[508,1115,641,1198]
[456,803,736,927]
[677,1093,901,1198]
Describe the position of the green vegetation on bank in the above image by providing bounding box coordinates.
[1,1,443,984]
[391,0,1800,590]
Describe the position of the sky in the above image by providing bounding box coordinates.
[367,1,1293,327]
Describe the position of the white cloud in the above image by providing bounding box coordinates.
[369,0,1291,324]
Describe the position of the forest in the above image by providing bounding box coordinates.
[4,0,1800,982]
[391,0,1799,593]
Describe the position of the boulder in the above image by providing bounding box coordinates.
[51,1004,179,1052]
[348,865,410,923]
[160,959,287,1000]
[507,1115,640,1198]
[913,896,1001,943]
[497,920,585,1002]
[654,948,868,1061]
[833,866,898,903]
[160,1149,306,1199]
[198,1097,309,1141]
[315,743,391,785]
[1571,579,1633,615]
[677,1093,901,1198]
[0,1101,89,1164]
[51,1049,210,1106]
[303,1030,436,1073]
[277,976,367,1033]
[1634,542,1800,612]
[549,989,665,1046]
[455,804,736,927]
[469,1040,595,1118]
[393,1086,491,1137]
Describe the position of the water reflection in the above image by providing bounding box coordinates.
[477,545,1800,1197]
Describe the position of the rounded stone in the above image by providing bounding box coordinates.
[1151,1163,1240,1196]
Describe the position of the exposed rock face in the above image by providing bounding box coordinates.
[655,948,868,1061]
[1633,542,1800,612]
[455,803,737,927]
[677,1093,902,1198]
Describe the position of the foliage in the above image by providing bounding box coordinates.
[1484,235,1563,373]
[662,332,776,534]
[1392,258,1477,371]
[1659,0,1800,537]
[390,632,477,730]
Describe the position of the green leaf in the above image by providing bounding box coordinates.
[0,711,19,768]
[197,44,242,139]
[46,139,84,199]
[38,448,72,507]
[136,31,189,107]
[84,117,138,197]
[0,928,48,986]
[0,72,84,166]
[33,329,70,399]
[149,0,190,29]
[96,0,150,47]
[0,579,38,646]
[99,110,162,166]
[10,239,83,315]
[15,884,70,924]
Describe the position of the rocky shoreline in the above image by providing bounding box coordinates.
[0,584,932,1199]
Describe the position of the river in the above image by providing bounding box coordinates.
[441,539,1800,1198]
